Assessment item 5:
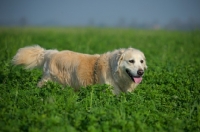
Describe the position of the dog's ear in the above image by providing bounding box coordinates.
[144,62,148,70]
[143,57,147,70]
[140,52,147,70]
[110,49,125,73]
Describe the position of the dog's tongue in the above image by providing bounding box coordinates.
[133,77,142,84]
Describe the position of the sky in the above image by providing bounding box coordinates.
[0,0,200,27]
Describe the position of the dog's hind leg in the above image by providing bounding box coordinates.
[37,74,52,87]
[37,61,52,88]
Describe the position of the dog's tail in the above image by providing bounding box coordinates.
[12,45,58,69]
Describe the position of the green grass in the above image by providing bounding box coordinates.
[0,27,200,132]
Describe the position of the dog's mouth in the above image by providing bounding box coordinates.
[126,69,143,84]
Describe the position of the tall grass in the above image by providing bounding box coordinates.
[0,27,200,132]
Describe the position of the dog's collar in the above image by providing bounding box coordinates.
[93,56,100,84]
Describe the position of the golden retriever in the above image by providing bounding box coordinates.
[12,45,147,94]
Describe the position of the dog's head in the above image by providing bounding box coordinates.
[111,48,147,84]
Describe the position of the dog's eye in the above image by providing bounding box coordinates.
[140,60,144,63]
[129,60,135,63]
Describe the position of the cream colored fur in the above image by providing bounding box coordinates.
[12,45,147,95]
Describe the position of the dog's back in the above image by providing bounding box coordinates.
[47,51,100,89]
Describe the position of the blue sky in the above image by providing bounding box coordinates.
[0,0,200,27]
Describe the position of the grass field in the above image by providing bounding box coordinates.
[0,27,200,132]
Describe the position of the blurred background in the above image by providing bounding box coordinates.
[0,0,200,30]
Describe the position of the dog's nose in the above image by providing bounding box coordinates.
[137,69,144,76]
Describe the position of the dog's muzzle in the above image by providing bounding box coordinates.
[126,69,143,83]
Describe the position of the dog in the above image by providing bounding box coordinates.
[12,45,147,95]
